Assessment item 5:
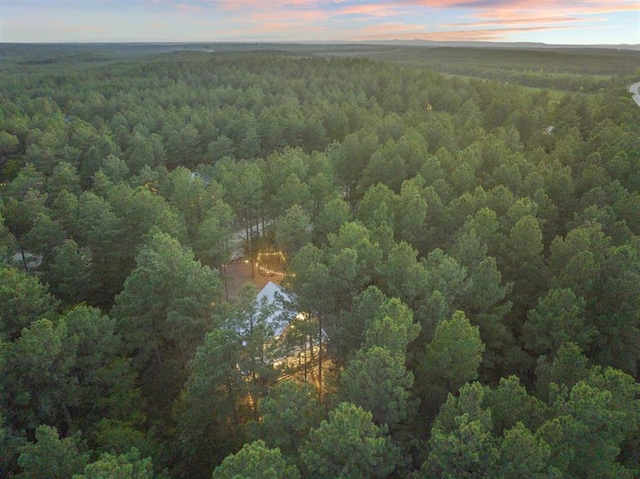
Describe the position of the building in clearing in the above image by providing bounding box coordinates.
[256,281,294,337]
[256,281,329,339]
[255,281,331,389]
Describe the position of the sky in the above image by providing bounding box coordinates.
[1,0,638,45]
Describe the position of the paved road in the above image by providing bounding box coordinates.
[629,82,640,107]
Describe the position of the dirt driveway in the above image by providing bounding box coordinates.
[222,260,283,300]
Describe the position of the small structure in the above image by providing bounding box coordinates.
[629,82,640,107]
[11,251,43,272]
[256,281,328,339]
[256,282,331,393]
[256,281,294,337]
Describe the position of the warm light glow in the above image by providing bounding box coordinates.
[258,267,286,276]
[256,250,287,277]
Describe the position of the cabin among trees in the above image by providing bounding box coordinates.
[0,44,639,478]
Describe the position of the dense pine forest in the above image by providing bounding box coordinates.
[1,44,639,478]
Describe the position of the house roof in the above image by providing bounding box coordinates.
[257,281,290,305]
[256,281,293,336]
[255,282,331,344]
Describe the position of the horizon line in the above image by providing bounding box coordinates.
[2,39,639,48]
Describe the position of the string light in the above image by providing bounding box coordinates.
[257,266,286,276]
[256,251,286,261]
[256,250,287,276]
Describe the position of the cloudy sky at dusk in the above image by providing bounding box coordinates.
[1,0,638,45]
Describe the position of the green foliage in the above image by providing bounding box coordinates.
[194,200,234,268]
[1,319,76,432]
[523,288,593,356]
[3,188,47,253]
[70,190,124,306]
[484,376,547,435]
[213,440,300,479]
[274,205,312,257]
[99,155,129,184]
[251,380,324,458]
[175,328,247,477]
[0,302,144,449]
[112,228,222,373]
[535,342,590,401]
[300,402,400,479]
[539,381,634,478]
[532,354,640,478]
[336,295,420,431]
[74,448,154,479]
[502,214,547,311]
[0,265,57,341]
[494,423,556,479]
[215,283,282,415]
[421,383,498,479]
[47,162,81,200]
[24,211,66,260]
[1,45,639,479]
[421,381,557,479]
[0,414,26,478]
[334,286,388,363]
[62,305,144,440]
[17,425,90,479]
[363,298,420,357]
[339,346,415,429]
[417,311,485,416]
[315,197,351,241]
[43,239,95,304]
[159,167,217,241]
[0,212,17,262]
[93,419,149,458]
[357,183,396,230]
[292,221,383,323]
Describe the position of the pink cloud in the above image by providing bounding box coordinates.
[446,15,602,28]
[353,22,427,36]
[390,0,638,42]
[161,0,330,25]
[204,0,320,10]
[147,0,638,38]
[334,4,403,18]
[397,0,638,27]
[405,0,637,11]
[243,8,328,23]
[26,0,634,43]
[197,22,326,40]
[355,24,577,42]
[422,25,571,41]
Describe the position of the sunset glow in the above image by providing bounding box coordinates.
[1,0,638,44]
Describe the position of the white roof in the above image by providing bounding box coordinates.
[256,282,293,336]
[255,282,329,340]
[257,281,290,304]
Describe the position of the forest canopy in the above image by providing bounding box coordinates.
[1,43,639,478]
